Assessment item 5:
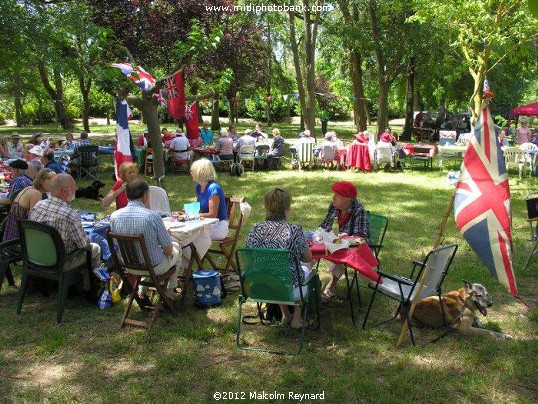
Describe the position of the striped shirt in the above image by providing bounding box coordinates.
[29,196,89,254]
[110,200,172,266]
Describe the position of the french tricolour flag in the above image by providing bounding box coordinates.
[114,97,134,179]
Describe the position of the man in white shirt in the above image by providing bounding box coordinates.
[169,128,191,161]
[7,133,23,159]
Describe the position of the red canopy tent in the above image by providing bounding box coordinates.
[508,101,538,128]
[510,102,538,118]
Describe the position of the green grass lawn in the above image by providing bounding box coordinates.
[0,122,537,403]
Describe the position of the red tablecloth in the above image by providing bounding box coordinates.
[193,147,219,156]
[310,242,380,281]
[402,143,436,157]
[346,143,371,171]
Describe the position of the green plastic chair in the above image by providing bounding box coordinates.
[235,247,320,355]
[17,220,94,323]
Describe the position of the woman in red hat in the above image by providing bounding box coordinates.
[318,181,370,303]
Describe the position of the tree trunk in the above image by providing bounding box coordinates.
[37,61,72,130]
[402,57,415,141]
[288,0,320,137]
[129,93,165,183]
[211,96,220,131]
[469,63,487,126]
[350,50,367,131]
[13,71,24,127]
[79,75,92,132]
[367,2,389,138]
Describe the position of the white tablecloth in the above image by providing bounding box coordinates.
[164,217,218,268]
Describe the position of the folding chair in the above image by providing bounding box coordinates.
[503,147,526,177]
[144,148,154,176]
[0,217,22,290]
[17,220,95,323]
[238,145,256,172]
[0,239,22,291]
[345,212,388,325]
[235,247,320,354]
[106,231,178,329]
[71,145,99,179]
[203,196,245,273]
[362,243,458,345]
[148,185,171,217]
[408,146,434,169]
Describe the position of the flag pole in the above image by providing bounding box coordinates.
[396,185,458,347]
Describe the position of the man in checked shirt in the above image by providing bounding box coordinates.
[29,174,102,291]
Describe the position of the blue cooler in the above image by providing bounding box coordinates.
[192,270,224,307]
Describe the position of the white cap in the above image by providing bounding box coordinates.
[29,145,44,156]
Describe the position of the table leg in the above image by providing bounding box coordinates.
[178,242,204,303]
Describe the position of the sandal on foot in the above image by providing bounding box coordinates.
[290,319,304,329]
[321,290,333,305]
[281,316,292,326]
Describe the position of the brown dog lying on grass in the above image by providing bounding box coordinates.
[410,281,512,339]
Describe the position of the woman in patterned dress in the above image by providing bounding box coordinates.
[246,188,312,329]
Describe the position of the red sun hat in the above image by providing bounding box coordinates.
[331,181,357,199]
[379,132,392,143]
[355,132,368,143]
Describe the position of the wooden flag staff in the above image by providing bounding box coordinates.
[395,188,457,347]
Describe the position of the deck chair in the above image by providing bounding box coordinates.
[238,145,256,172]
[202,196,245,273]
[524,191,538,270]
[149,185,171,217]
[235,247,320,354]
[106,231,178,329]
[17,220,95,323]
[71,145,99,179]
[296,142,316,171]
[345,212,388,326]
[362,243,458,345]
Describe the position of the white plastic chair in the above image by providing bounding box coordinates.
[519,143,538,177]
[374,146,396,170]
[149,185,171,217]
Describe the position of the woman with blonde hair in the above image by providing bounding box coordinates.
[246,188,312,329]
[189,158,228,240]
[102,161,138,210]
[2,168,57,255]
[0,136,9,158]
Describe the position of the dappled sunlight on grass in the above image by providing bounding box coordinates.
[1,135,537,401]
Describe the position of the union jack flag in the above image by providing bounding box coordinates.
[110,62,155,91]
[454,105,518,296]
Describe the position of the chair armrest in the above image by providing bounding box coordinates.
[0,238,20,251]
[301,266,318,286]
[65,248,88,262]
[378,270,413,286]
[409,260,424,278]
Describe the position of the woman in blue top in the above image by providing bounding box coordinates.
[190,158,228,240]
